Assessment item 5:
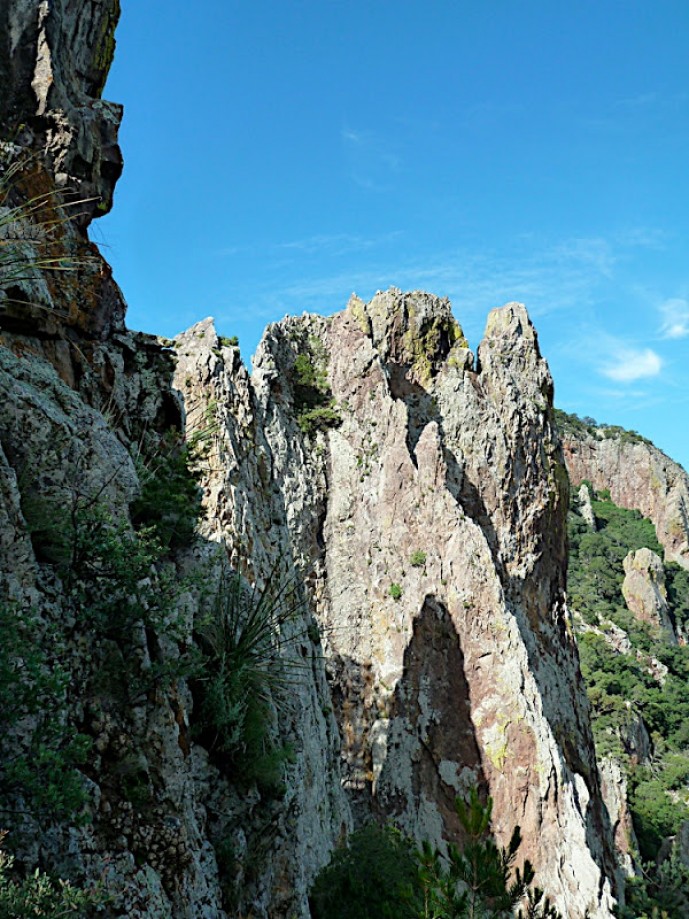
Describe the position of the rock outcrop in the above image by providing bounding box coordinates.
[174,291,620,916]
[578,482,597,529]
[622,548,676,641]
[0,0,123,224]
[599,758,638,877]
[0,2,623,915]
[563,431,689,570]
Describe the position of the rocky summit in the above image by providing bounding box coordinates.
[3,1,687,917]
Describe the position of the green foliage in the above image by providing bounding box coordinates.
[192,566,301,795]
[218,335,238,347]
[131,429,202,549]
[628,768,689,860]
[569,490,689,880]
[568,491,662,628]
[66,504,181,644]
[5,464,201,824]
[290,337,341,436]
[666,562,689,630]
[389,583,403,601]
[616,853,689,919]
[294,351,325,391]
[410,550,427,568]
[309,823,421,919]
[310,789,562,919]
[297,405,342,436]
[417,789,561,919]
[553,409,600,440]
[0,604,90,822]
[0,831,104,918]
[553,409,653,447]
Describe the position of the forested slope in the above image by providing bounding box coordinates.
[568,484,689,916]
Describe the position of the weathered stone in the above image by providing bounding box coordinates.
[173,291,620,916]
[599,757,638,877]
[578,482,597,528]
[622,547,676,641]
[563,433,689,570]
[1,0,123,224]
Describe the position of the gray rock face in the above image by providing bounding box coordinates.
[0,0,126,344]
[622,547,676,641]
[578,482,597,528]
[563,434,689,570]
[0,2,623,913]
[0,341,229,917]
[0,0,123,224]
[173,291,620,917]
[599,757,638,877]
[172,319,351,916]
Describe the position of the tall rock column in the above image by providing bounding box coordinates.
[198,289,619,917]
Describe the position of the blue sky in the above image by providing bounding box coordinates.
[99,1,689,469]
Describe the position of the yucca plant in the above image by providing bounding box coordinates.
[0,148,98,308]
[192,563,305,794]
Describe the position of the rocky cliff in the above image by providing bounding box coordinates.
[174,293,620,916]
[0,3,621,917]
[1,0,123,225]
[560,417,689,571]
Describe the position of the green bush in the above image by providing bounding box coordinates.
[66,505,182,642]
[552,409,653,447]
[569,489,689,877]
[629,768,689,861]
[0,831,103,918]
[0,604,91,822]
[618,851,689,919]
[310,789,562,919]
[131,429,202,549]
[666,562,689,630]
[409,550,427,568]
[417,789,561,919]
[309,823,421,919]
[192,566,301,795]
[290,337,341,436]
[389,583,403,601]
[297,405,342,436]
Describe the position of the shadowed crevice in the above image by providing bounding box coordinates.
[375,596,487,845]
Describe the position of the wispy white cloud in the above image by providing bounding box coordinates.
[614,92,658,109]
[217,226,672,350]
[341,130,401,171]
[218,231,403,259]
[615,90,688,110]
[659,297,689,339]
[615,226,667,249]
[550,236,616,277]
[602,347,662,383]
[596,387,650,400]
[276,231,403,257]
[214,225,681,369]
[341,124,402,191]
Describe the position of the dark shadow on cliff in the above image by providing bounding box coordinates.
[387,358,619,898]
[375,595,488,846]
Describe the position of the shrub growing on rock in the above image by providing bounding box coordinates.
[192,565,302,795]
[0,831,103,917]
[309,789,562,919]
